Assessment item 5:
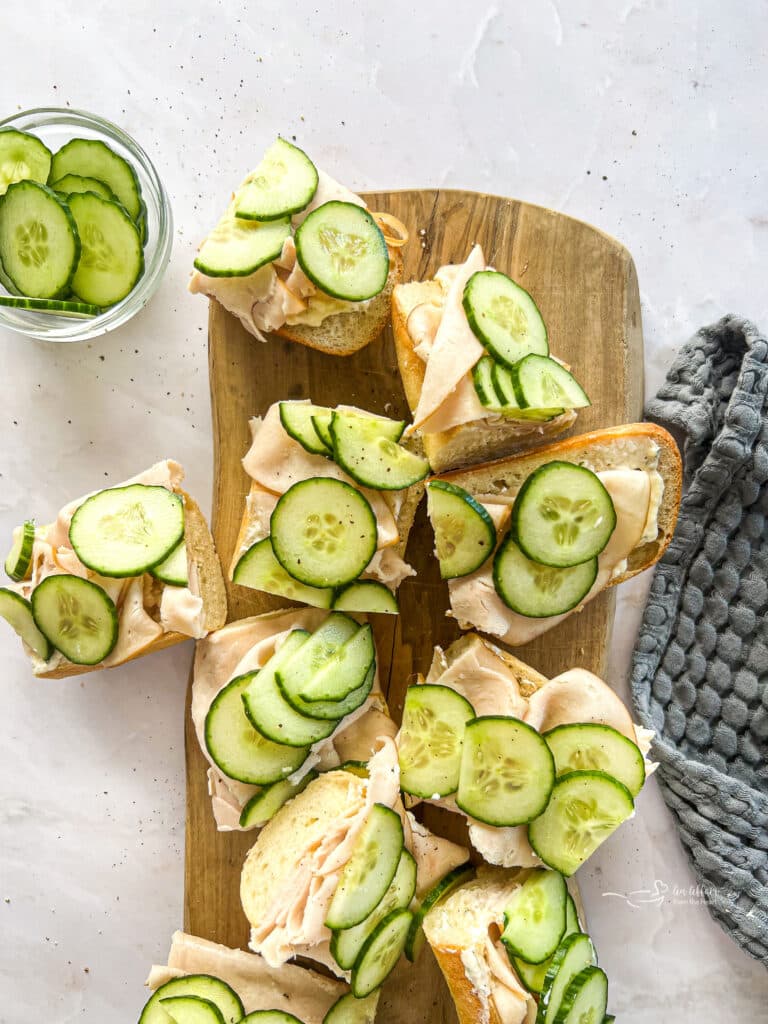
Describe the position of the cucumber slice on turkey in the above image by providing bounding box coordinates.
[159,995,225,1024]
[552,966,608,1024]
[544,723,646,796]
[31,575,118,665]
[0,587,52,660]
[0,180,80,298]
[463,269,549,365]
[493,536,597,618]
[330,410,428,491]
[511,354,590,411]
[513,892,581,994]
[427,480,496,579]
[297,623,375,702]
[323,991,380,1024]
[536,933,597,1024]
[0,128,52,195]
[150,539,188,586]
[350,907,413,997]
[295,201,389,301]
[194,209,291,277]
[276,611,358,701]
[233,537,334,608]
[138,974,244,1024]
[235,138,318,221]
[239,770,318,829]
[332,580,399,614]
[49,137,142,219]
[500,869,567,964]
[398,683,475,798]
[240,1013,305,1024]
[279,401,333,456]
[5,520,35,581]
[281,662,374,721]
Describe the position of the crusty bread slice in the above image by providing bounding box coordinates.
[35,490,227,679]
[427,632,549,698]
[391,277,577,473]
[437,422,682,586]
[275,246,403,356]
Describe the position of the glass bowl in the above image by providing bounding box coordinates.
[0,107,172,342]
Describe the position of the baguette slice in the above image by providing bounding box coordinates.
[391,278,577,473]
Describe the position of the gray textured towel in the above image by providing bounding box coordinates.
[631,315,768,965]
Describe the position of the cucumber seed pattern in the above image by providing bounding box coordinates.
[15,219,48,267]
[319,226,370,275]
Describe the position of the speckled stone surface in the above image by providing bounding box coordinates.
[1,2,767,1020]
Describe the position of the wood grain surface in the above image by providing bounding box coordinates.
[184,189,643,1021]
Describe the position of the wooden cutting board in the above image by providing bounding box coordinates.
[184,189,643,1021]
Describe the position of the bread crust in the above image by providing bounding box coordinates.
[429,944,506,1024]
[35,488,227,679]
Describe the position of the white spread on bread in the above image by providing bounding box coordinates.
[189,169,375,338]
[13,460,208,672]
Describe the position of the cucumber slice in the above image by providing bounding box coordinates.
[0,255,20,293]
[0,295,101,317]
[552,966,608,1024]
[69,483,184,578]
[501,869,567,965]
[0,587,52,660]
[333,581,399,614]
[456,716,555,827]
[49,138,142,220]
[194,209,291,277]
[323,991,379,1024]
[50,173,118,202]
[285,663,373,721]
[150,539,188,586]
[298,623,375,701]
[404,862,476,962]
[536,933,597,1024]
[326,803,404,930]
[279,401,333,456]
[528,771,635,876]
[241,631,341,747]
[0,181,80,298]
[512,462,616,568]
[427,480,496,579]
[350,907,412,998]
[137,199,148,246]
[463,270,549,366]
[337,760,370,778]
[544,723,646,797]
[398,684,476,799]
[331,849,417,970]
[160,995,225,1024]
[138,974,244,1024]
[311,411,334,450]
[204,672,308,785]
[240,1014,304,1024]
[0,128,52,194]
[491,360,520,407]
[235,138,319,221]
[30,575,117,665]
[295,201,389,301]
[513,892,581,994]
[233,537,334,608]
[472,355,504,409]
[270,478,377,589]
[276,612,358,702]
[5,520,35,581]
[493,536,597,618]
[239,770,318,829]
[512,355,591,411]
[66,191,144,306]
[330,411,429,491]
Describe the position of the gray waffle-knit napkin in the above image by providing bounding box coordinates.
[631,314,768,965]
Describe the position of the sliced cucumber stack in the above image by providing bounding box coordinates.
[67,191,144,306]
[456,716,555,827]
[544,722,646,796]
[332,580,399,614]
[493,536,598,618]
[513,892,581,994]
[330,410,429,491]
[279,401,333,456]
[552,966,608,1024]
[0,128,52,194]
[50,137,142,220]
[239,770,318,829]
[31,575,118,665]
[275,611,358,701]
[0,181,80,298]
[232,537,334,608]
[0,587,52,661]
[295,622,375,702]
[138,974,244,1024]
[398,684,475,798]
[5,520,35,581]
[350,907,413,998]
[427,480,496,579]
[50,173,118,202]
[472,355,503,409]
[295,201,389,301]
[463,270,549,365]
[536,933,597,1024]
[404,862,475,962]
[501,869,567,965]
[512,354,591,411]
[235,138,318,221]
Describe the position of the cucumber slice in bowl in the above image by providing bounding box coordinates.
[456,716,555,827]
[279,401,333,456]
[325,803,404,930]
[235,138,319,221]
[500,869,567,965]
[463,269,549,365]
[398,684,475,798]
[333,580,399,614]
[49,137,142,220]
[69,483,184,578]
[350,907,413,998]
[233,537,334,608]
[512,354,590,411]
[194,210,291,277]
[204,672,309,785]
[552,966,608,1024]
[239,770,318,829]
[323,991,379,1024]
[330,411,429,491]
[0,128,52,194]
[544,723,646,797]
[0,295,101,318]
[493,536,597,618]
[295,201,389,301]
[512,462,616,568]
[270,478,378,588]
[0,587,52,660]
[528,771,635,876]
[31,575,118,665]
[160,994,225,1024]
[5,520,35,581]
[150,539,188,586]
[138,974,244,1024]
[0,181,80,298]
[50,173,117,202]
[513,892,581,994]
[427,480,496,579]
[536,933,596,1024]
[66,191,144,306]
[404,862,476,962]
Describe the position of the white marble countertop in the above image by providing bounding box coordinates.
[1,2,767,1020]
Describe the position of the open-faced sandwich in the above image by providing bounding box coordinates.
[397,634,655,873]
[423,866,616,1024]
[0,461,226,677]
[425,423,681,644]
[392,245,590,473]
[190,138,406,355]
[230,401,428,613]
[140,929,367,1024]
